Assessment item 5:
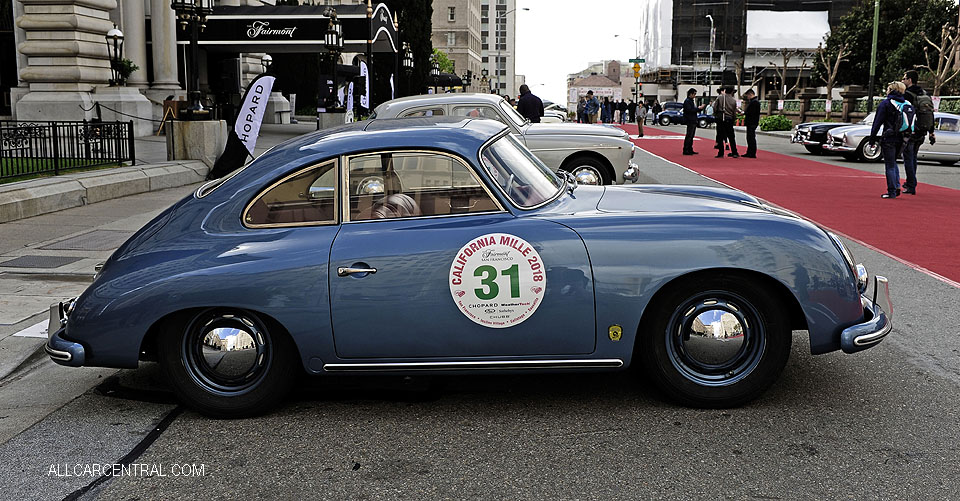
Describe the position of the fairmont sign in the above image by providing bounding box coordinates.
[246,21,297,39]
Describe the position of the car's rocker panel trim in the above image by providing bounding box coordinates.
[323,359,624,371]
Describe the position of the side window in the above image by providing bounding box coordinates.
[348,151,500,221]
[938,117,959,132]
[401,108,444,117]
[451,106,505,123]
[244,160,337,227]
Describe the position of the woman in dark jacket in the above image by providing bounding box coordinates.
[868,81,914,199]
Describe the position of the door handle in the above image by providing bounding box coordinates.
[338,266,377,277]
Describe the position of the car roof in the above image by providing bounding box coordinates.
[375,93,508,114]
[232,117,509,184]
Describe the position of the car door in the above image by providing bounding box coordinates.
[328,149,595,359]
[925,116,960,160]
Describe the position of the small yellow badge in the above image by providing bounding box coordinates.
[608,324,623,341]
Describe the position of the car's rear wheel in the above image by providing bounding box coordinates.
[804,145,823,155]
[158,308,297,418]
[858,139,883,162]
[560,156,612,185]
[659,115,671,126]
[639,274,791,408]
[698,118,708,128]
[938,160,958,166]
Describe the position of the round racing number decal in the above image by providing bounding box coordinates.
[449,233,546,328]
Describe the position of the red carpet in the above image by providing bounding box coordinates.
[621,124,960,287]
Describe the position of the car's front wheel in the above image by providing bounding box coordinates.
[698,118,708,128]
[639,274,792,408]
[938,160,958,166]
[560,156,612,185]
[804,145,823,155]
[659,115,671,126]
[858,139,883,162]
[158,308,297,417]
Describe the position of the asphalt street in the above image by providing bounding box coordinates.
[0,127,958,499]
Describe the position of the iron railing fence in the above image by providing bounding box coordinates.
[0,120,135,181]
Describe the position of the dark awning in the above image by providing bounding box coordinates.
[427,73,463,87]
[177,3,397,54]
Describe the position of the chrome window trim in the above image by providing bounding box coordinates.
[477,130,565,211]
[397,105,447,118]
[196,162,250,199]
[528,145,622,152]
[241,158,340,229]
[341,149,506,223]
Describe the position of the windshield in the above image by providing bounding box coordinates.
[498,101,528,128]
[480,134,561,208]
[860,112,875,125]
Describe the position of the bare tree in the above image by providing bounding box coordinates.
[735,57,765,98]
[816,42,849,120]
[768,49,809,105]
[918,11,960,96]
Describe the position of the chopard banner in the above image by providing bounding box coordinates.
[207,73,275,180]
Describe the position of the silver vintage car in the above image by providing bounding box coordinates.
[371,93,640,184]
[823,111,960,165]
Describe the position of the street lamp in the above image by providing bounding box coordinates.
[461,70,473,92]
[491,7,529,95]
[324,8,343,110]
[705,14,714,97]
[615,34,640,104]
[260,54,273,73]
[402,42,414,73]
[170,0,214,119]
[105,25,124,86]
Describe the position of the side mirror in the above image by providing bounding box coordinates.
[307,186,335,201]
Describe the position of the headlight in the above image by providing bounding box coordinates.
[840,133,847,142]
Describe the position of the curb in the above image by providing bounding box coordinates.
[0,160,208,224]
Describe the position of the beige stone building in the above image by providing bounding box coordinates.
[431,0,482,92]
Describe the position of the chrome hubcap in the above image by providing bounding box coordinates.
[183,311,270,394]
[665,293,765,386]
[863,142,881,160]
[571,166,601,185]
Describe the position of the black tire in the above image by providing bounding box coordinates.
[804,145,824,155]
[698,118,708,128]
[938,160,958,166]
[659,115,671,126]
[638,274,792,408]
[158,308,297,418]
[841,152,858,161]
[857,139,883,162]
[560,156,612,185]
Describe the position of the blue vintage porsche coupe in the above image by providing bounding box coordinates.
[47,117,892,417]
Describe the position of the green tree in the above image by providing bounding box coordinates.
[819,0,958,88]
[432,48,456,74]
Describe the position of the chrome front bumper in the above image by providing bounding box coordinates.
[823,143,856,153]
[45,299,86,366]
[840,276,893,354]
[623,161,639,183]
[791,132,820,145]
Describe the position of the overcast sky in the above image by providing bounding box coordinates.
[514,0,645,105]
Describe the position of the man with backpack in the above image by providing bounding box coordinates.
[902,70,935,195]
[868,81,915,199]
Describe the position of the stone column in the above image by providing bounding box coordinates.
[14,0,116,121]
[150,0,180,89]
[121,0,148,87]
[840,85,867,124]
[796,88,819,123]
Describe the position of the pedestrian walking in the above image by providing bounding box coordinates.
[618,99,628,124]
[682,88,702,155]
[637,103,647,137]
[902,69,935,195]
[742,89,760,158]
[712,88,725,153]
[868,81,915,199]
[577,97,586,123]
[652,100,662,117]
[516,84,544,123]
[584,91,600,124]
[628,100,637,122]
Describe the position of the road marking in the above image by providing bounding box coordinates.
[13,320,48,338]
[635,144,960,290]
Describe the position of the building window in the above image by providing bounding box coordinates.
[448,6,455,22]
[447,32,456,46]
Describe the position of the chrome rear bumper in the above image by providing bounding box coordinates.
[45,300,86,366]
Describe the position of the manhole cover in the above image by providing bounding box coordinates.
[40,230,131,251]
[0,255,83,269]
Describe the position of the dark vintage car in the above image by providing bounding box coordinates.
[656,101,717,128]
[791,121,854,154]
[46,118,892,417]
